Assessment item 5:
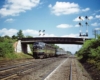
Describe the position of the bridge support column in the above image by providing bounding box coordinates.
[21,43,28,54]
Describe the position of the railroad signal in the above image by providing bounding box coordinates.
[85,16,88,19]
[85,22,89,26]
[79,16,83,20]
[39,30,45,37]
[79,22,83,26]
[78,16,89,38]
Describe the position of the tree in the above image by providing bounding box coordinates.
[17,30,24,39]
[12,35,18,39]
[4,35,11,39]
[26,35,33,38]
[0,39,14,57]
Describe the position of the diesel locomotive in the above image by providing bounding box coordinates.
[33,42,66,59]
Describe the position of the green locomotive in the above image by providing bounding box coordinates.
[33,42,56,59]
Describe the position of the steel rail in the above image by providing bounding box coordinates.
[0,58,58,80]
[0,60,36,71]
[69,60,72,80]
[0,61,39,79]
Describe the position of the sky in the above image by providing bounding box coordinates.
[0,0,100,54]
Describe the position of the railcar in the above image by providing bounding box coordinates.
[56,48,67,56]
[33,42,56,59]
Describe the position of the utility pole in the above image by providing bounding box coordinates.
[93,30,97,39]
[93,28,100,39]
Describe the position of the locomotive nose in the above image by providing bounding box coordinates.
[33,45,42,49]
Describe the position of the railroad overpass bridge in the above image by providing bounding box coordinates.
[19,37,91,53]
[20,37,90,44]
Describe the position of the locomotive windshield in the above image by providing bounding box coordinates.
[34,42,39,45]
[33,42,45,48]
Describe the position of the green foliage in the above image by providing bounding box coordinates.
[76,35,100,70]
[26,35,33,38]
[0,38,14,57]
[54,45,60,49]
[13,53,33,59]
[4,53,17,59]
[0,37,32,60]
[12,35,18,39]
[50,44,59,49]
[67,51,72,54]
[0,32,33,60]
[4,35,11,39]
[17,30,24,39]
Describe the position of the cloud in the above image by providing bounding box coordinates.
[92,10,100,16]
[95,28,100,30]
[61,33,79,37]
[48,4,52,8]
[56,44,81,54]
[56,24,73,28]
[48,1,80,16]
[23,29,56,37]
[38,32,79,38]
[0,28,18,37]
[0,28,79,38]
[0,0,40,17]
[73,16,85,22]
[88,16,93,20]
[5,18,14,22]
[44,34,56,37]
[0,28,56,37]
[73,16,93,22]
[23,29,39,36]
[91,22,100,27]
[95,15,100,19]
[56,33,83,53]
[0,28,81,53]
[82,8,90,12]
[75,24,80,27]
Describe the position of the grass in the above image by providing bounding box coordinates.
[0,53,33,61]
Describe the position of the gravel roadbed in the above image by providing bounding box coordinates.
[19,57,66,80]
[0,56,93,80]
[44,58,70,80]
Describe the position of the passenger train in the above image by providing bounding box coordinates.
[33,42,66,59]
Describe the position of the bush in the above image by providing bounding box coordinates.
[76,35,100,69]
[0,38,14,57]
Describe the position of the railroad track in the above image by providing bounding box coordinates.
[70,57,93,80]
[43,57,79,80]
[0,58,63,80]
[70,57,79,80]
[1,57,90,80]
[0,59,41,80]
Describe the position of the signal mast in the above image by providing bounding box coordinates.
[79,16,89,41]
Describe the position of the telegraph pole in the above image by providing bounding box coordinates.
[93,28,100,39]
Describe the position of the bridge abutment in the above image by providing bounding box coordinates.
[14,40,32,53]
[21,43,28,53]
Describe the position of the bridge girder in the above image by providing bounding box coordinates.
[20,37,91,45]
